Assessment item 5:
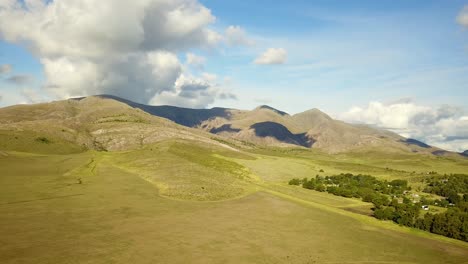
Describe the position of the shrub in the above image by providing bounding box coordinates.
[288,178,302,185]
[35,137,51,144]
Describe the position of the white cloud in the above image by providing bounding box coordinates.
[20,88,47,104]
[0,64,12,74]
[254,48,287,65]
[0,0,228,105]
[225,25,254,46]
[457,5,468,28]
[41,51,183,103]
[185,52,206,70]
[340,100,468,152]
[150,73,236,108]
[0,88,35,106]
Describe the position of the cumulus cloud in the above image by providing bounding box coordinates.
[457,5,468,28]
[254,48,287,65]
[185,53,206,70]
[0,64,12,75]
[0,88,38,106]
[340,100,468,152]
[0,0,229,105]
[5,74,33,85]
[225,25,254,46]
[20,88,47,104]
[150,73,236,108]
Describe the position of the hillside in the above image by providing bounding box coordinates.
[0,96,231,153]
[93,95,449,154]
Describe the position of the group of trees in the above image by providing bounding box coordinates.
[423,174,468,204]
[289,173,468,242]
[374,179,468,241]
[374,199,421,226]
[374,200,468,241]
[289,173,409,199]
[415,208,468,241]
[301,177,326,192]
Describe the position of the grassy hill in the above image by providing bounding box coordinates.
[1,96,468,263]
[0,96,234,153]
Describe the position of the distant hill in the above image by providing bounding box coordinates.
[0,96,230,153]
[461,150,468,157]
[88,95,448,154]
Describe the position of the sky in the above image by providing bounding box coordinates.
[0,0,468,151]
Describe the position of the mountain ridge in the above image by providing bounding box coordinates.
[86,95,450,154]
[90,95,435,154]
[0,95,460,156]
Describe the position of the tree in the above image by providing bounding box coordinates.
[371,194,389,209]
[315,184,326,192]
[447,192,461,205]
[432,214,448,236]
[302,179,316,190]
[375,207,395,220]
[445,210,462,240]
[288,178,301,185]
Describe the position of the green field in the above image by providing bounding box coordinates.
[1,140,467,263]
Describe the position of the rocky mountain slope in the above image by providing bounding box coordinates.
[94,95,446,154]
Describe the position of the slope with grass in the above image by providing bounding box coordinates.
[1,146,468,264]
[0,96,235,153]
[1,96,468,263]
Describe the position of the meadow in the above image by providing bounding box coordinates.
[1,139,468,263]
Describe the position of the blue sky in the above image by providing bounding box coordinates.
[198,0,468,113]
[0,0,468,151]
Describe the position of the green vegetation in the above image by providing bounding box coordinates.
[0,130,85,154]
[290,173,468,242]
[1,149,467,263]
[111,140,258,201]
[423,174,468,203]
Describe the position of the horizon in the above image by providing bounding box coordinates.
[1,0,468,151]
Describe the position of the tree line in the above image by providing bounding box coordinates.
[289,173,468,242]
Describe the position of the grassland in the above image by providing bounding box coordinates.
[1,139,468,263]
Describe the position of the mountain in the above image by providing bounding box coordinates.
[0,96,230,153]
[90,95,445,154]
[0,95,450,155]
